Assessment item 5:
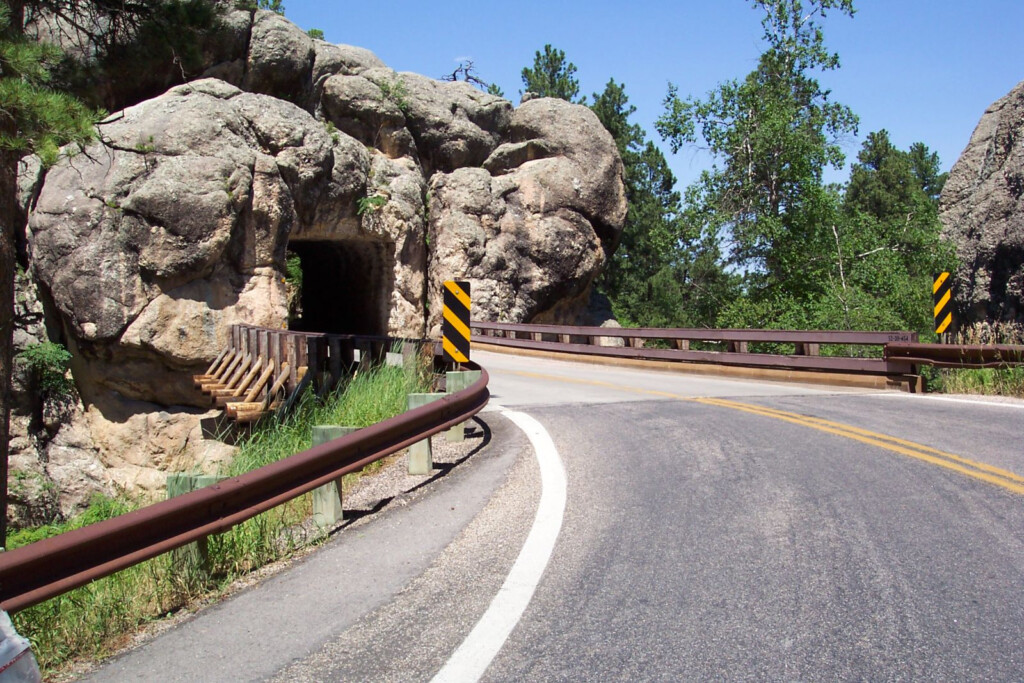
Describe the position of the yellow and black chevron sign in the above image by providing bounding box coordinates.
[933,272,954,335]
[442,280,471,363]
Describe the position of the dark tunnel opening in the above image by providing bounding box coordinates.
[286,239,394,336]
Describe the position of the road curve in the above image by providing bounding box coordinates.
[475,350,1024,680]
[81,350,1024,680]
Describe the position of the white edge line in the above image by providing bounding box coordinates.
[431,409,567,683]
[867,392,1024,410]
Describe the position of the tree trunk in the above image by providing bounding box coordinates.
[0,0,27,548]
[0,149,16,549]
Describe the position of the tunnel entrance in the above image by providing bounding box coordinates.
[286,239,394,335]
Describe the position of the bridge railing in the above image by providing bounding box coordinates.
[472,322,920,377]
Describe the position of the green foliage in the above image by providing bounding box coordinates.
[357,194,388,215]
[17,341,74,398]
[324,120,340,144]
[935,366,1024,397]
[327,362,431,427]
[657,0,858,286]
[591,78,735,328]
[45,1,224,112]
[520,44,584,103]
[0,4,99,165]
[378,77,410,114]
[307,27,324,40]
[235,0,284,13]
[930,322,1024,396]
[830,130,954,332]
[8,493,130,549]
[285,251,303,289]
[486,82,505,98]
[284,250,303,321]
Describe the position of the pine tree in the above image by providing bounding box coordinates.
[591,79,732,328]
[520,44,584,103]
[1,0,100,546]
[0,0,220,545]
[832,131,953,332]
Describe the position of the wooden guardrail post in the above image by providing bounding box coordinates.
[401,339,420,374]
[327,337,344,387]
[795,342,820,356]
[285,334,299,391]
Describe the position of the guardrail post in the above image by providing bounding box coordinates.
[166,473,226,578]
[401,340,420,374]
[355,340,373,373]
[444,371,481,442]
[674,339,690,351]
[310,426,357,527]
[795,342,820,356]
[407,393,446,474]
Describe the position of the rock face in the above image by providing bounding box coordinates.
[940,80,1024,324]
[14,9,626,518]
[427,98,625,332]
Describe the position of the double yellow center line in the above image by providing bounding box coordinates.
[501,369,1024,496]
[694,397,1024,496]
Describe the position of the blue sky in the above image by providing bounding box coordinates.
[284,1,1024,189]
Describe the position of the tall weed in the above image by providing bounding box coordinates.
[933,321,1024,397]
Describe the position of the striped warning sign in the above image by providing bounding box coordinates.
[442,280,471,363]
[933,272,954,335]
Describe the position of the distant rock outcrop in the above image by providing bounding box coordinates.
[14,8,626,517]
[940,80,1024,324]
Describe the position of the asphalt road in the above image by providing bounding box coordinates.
[81,350,1024,681]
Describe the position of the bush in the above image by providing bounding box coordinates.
[17,341,74,399]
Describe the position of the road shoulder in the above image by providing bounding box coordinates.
[78,413,531,682]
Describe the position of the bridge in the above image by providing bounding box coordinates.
[3,323,1023,680]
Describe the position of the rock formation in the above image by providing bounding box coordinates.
[940,80,1024,324]
[12,8,626,519]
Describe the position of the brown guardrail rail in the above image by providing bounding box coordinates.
[0,362,488,613]
[472,322,919,376]
[885,342,1024,368]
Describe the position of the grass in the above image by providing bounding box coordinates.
[935,366,1024,396]
[10,356,433,677]
[929,321,1024,398]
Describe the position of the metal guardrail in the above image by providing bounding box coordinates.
[886,342,1024,368]
[7,320,1019,615]
[472,322,920,376]
[0,362,489,613]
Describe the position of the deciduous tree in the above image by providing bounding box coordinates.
[656,0,859,302]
